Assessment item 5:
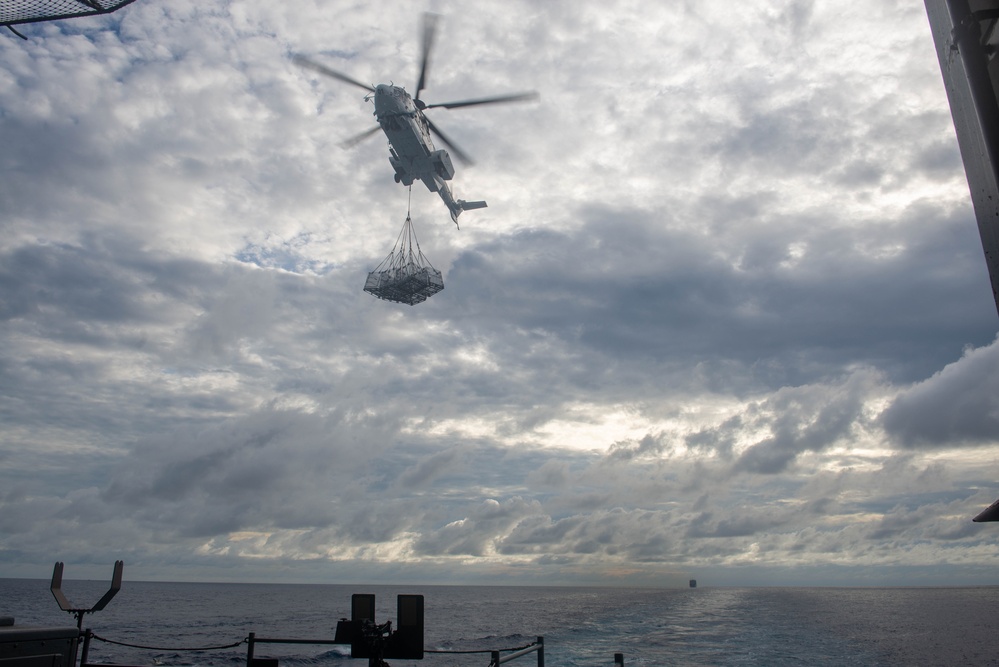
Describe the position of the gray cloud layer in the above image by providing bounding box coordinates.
[2,0,998,586]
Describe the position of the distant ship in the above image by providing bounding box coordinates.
[689,579,697,588]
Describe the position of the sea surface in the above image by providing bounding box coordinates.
[3,579,999,666]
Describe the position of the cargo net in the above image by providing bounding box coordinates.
[364,215,443,305]
[1,0,137,26]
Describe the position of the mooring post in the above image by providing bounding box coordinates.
[491,649,500,666]
[80,629,92,667]
[614,652,624,666]
[246,631,255,667]
[537,636,544,667]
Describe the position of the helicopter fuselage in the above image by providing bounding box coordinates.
[372,84,479,224]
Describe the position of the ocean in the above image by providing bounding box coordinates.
[3,579,999,666]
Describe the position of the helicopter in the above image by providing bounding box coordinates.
[294,13,538,226]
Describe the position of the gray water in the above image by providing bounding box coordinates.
[3,579,998,666]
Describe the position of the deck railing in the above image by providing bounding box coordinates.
[487,636,543,666]
[78,628,626,667]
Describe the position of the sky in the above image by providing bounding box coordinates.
[1,0,999,588]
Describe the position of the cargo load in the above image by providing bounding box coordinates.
[364,215,443,305]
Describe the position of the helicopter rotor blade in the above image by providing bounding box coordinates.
[423,91,540,110]
[415,13,440,102]
[293,55,376,93]
[424,116,473,166]
[340,125,383,149]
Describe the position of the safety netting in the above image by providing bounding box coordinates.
[364,215,443,305]
[1,0,138,26]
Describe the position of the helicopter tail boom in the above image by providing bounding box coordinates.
[431,173,486,226]
[444,198,488,227]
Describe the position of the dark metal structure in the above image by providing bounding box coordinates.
[925,0,999,521]
[1,0,138,38]
[50,560,123,629]
[925,0,999,317]
[0,621,79,667]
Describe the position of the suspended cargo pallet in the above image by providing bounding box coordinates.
[364,215,443,305]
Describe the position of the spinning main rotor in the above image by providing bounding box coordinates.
[294,13,538,165]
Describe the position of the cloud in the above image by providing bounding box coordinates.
[733,372,878,474]
[416,497,542,557]
[2,0,999,586]
[881,337,999,448]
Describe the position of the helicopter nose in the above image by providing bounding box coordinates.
[374,85,405,114]
[373,85,389,112]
